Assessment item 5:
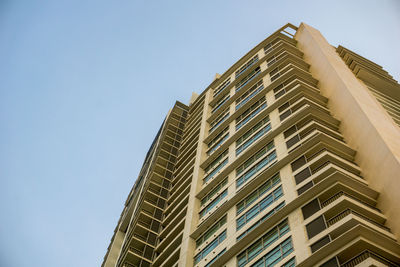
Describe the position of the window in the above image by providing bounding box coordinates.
[310,235,330,253]
[301,199,321,220]
[290,156,306,172]
[286,135,300,149]
[236,55,259,78]
[251,237,293,267]
[283,126,297,138]
[297,181,313,195]
[236,173,280,215]
[237,201,285,240]
[201,178,228,206]
[209,109,230,133]
[236,80,264,110]
[237,224,292,267]
[203,158,228,184]
[236,144,272,176]
[207,127,229,156]
[236,186,283,230]
[199,189,228,218]
[196,216,227,247]
[194,230,226,264]
[235,66,261,92]
[270,68,281,82]
[212,93,230,114]
[320,257,339,267]
[294,167,311,184]
[236,118,271,156]
[267,55,277,67]
[284,125,300,150]
[214,78,231,98]
[236,150,277,188]
[282,257,296,267]
[264,42,273,54]
[306,216,326,239]
[278,102,292,121]
[204,150,228,173]
[205,248,226,267]
[236,97,267,131]
[273,83,286,99]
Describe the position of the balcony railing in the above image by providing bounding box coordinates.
[326,209,390,232]
[341,250,398,267]
[321,191,380,212]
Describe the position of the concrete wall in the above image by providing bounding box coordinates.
[295,23,400,239]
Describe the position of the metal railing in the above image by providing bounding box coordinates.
[327,209,390,232]
[327,209,351,226]
[321,191,380,212]
[341,250,398,267]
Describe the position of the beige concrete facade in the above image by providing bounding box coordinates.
[102,23,400,267]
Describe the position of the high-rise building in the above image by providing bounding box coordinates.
[102,23,400,267]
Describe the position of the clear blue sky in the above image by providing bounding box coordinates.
[1,1,399,266]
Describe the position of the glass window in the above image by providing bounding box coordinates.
[239,202,286,240]
[247,240,263,262]
[196,215,226,247]
[214,78,231,98]
[208,127,229,148]
[282,257,296,267]
[203,158,228,183]
[259,195,273,210]
[201,178,228,205]
[212,93,230,114]
[236,55,259,78]
[246,205,259,221]
[236,80,264,110]
[194,230,227,264]
[205,248,226,267]
[236,97,267,131]
[199,189,228,218]
[236,150,277,188]
[236,185,284,230]
[209,109,230,133]
[236,119,271,156]
[236,222,291,267]
[235,66,261,93]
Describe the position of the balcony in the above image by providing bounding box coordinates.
[341,250,399,267]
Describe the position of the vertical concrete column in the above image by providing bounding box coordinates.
[178,91,211,267]
[295,23,400,239]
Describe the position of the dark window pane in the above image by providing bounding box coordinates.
[306,216,326,239]
[297,181,313,195]
[294,167,312,184]
[160,188,168,198]
[144,246,153,259]
[154,208,163,220]
[291,156,307,172]
[310,235,331,253]
[151,221,160,232]
[320,257,339,267]
[286,135,301,149]
[278,102,290,112]
[275,89,285,99]
[147,232,157,245]
[283,126,297,138]
[273,84,284,93]
[280,109,292,121]
[157,198,165,208]
[302,199,320,219]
